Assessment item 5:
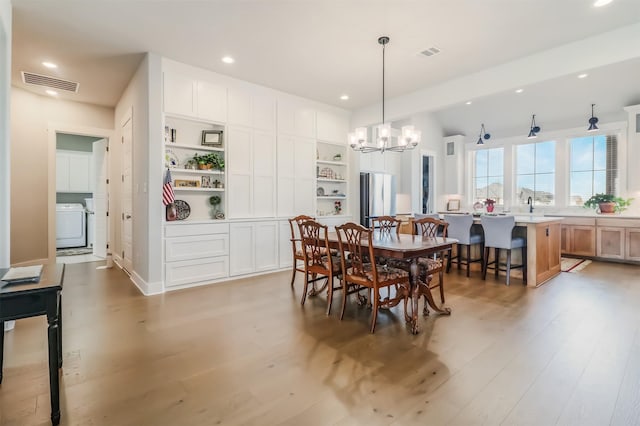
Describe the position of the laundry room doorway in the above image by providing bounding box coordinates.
[49,125,113,266]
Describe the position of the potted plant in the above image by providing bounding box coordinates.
[193,152,225,171]
[484,198,496,213]
[583,193,633,214]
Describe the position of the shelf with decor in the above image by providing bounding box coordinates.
[316,140,348,218]
[163,114,227,222]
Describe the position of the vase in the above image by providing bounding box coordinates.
[486,204,494,213]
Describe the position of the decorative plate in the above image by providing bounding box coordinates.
[165,148,180,168]
[174,200,191,220]
[317,187,325,196]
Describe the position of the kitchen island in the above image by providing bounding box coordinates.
[509,216,562,287]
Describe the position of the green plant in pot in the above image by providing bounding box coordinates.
[583,193,633,214]
[194,152,224,171]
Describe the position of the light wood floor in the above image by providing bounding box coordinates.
[1,260,640,425]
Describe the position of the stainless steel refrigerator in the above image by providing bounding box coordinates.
[359,172,396,227]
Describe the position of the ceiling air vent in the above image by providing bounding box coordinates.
[420,46,441,57]
[21,71,79,93]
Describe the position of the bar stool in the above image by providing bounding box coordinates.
[444,214,485,277]
[480,216,527,286]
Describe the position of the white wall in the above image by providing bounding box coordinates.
[408,112,445,213]
[114,53,163,290]
[0,0,11,268]
[10,87,113,265]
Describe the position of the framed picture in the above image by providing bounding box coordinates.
[202,129,223,147]
[175,179,200,188]
[447,199,461,211]
[201,176,213,188]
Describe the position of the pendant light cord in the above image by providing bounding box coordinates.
[382,41,385,124]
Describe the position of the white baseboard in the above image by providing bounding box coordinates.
[130,270,163,296]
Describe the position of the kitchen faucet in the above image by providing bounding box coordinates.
[527,196,534,213]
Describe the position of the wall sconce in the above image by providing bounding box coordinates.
[588,103,599,132]
[476,123,491,145]
[527,114,541,139]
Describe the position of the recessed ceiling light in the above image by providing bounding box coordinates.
[42,61,57,69]
[466,101,472,105]
[340,94,349,101]
[593,0,613,7]
[515,89,524,93]
[578,73,588,79]
[45,89,58,96]
[221,56,235,64]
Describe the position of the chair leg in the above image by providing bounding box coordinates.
[482,247,489,280]
[480,243,485,274]
[301,273,309,306]
[457,245,461,270]
[340,281,349,320]
[290,264,297,288]
[522,245,528,285]
[439,269,445,303]
[506,249,512,286]
[466,245,471,278]
[370,288,379,333]
[495,248,500,278]
[446,246,453,273]
[326,276,334,315]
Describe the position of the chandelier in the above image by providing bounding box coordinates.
[349,36,421,153]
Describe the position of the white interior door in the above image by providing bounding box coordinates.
[93,139,108,258]
[121,115,133,273]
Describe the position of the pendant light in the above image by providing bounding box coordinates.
[527,114,541,139]
[349,36,421,153]
[587,103,599,132]
[476,124,491,145]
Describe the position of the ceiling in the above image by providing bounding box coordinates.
[10,0,640,123]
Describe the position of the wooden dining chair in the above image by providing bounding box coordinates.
[410,217,450,304]
[288,215,314,288]
[335,222,410,333]
[371,216,401,235]
[299,219,344,315]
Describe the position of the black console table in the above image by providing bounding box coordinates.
[0,264,65,425]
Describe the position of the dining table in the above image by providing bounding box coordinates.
[327,231,457,334]
[0,263,65,425]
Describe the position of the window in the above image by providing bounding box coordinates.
[473,148,504,203]
[569,135,618,206]
[515,140,556,205]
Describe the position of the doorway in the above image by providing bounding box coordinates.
[422,154,435,214]
[53,132,110,265]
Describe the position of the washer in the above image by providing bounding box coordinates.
[56,203,86,248]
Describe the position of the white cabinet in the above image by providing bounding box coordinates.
[196,80,227,123]
[163,71,226,122]
[279,220,293,269]
[228,88,276,132]
[316,110,349,144]
[277,99,316,138]
[229,221,279,276]
[227,126,276,218]
[56,150,91,193]
[444,135,465,195]
[277,134,315,217]
[164,222,230,288]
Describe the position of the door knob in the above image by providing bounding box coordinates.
[125,215,132,219]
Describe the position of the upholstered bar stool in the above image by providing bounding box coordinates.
[444,214,485,277]
[480,216,527,286]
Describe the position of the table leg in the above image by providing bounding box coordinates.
[420,276,452,317]
[47,312,61,425]
[58,294,63,368]
[0,321,4,384]
[409,259,421,334]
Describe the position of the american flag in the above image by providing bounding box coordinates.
[163,169,175,206]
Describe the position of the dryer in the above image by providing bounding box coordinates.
[56,203,86,248]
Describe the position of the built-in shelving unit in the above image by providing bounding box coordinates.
[316,141,348,217]
[164,114,226,222]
